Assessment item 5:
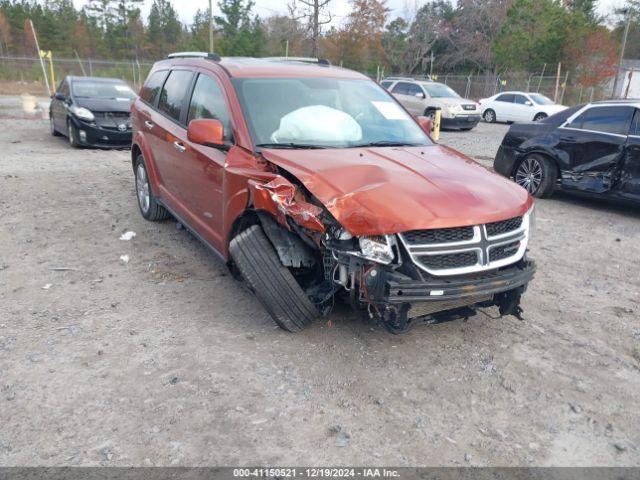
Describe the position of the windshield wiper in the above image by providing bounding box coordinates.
[256,142,328,149]
[348,141,424,148]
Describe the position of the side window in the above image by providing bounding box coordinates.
[406,84,423,97]
[631,110,640,136]
[61,81,70,97]
[157,70,193,122]
[392,82,411,95]
[568,106,634,136]
[495,94,514,103]
[380,81,393,90]
[187,74,232,141]
[140,70,168,105]
[514,95,529,105]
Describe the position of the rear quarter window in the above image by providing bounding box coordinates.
[140,70,168,105]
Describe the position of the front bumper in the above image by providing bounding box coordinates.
[72,118,132,148]
[441,114,481,129]
[494,144,521,177]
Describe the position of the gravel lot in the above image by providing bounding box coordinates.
[1,95,640,466]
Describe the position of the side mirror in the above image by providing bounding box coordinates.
[187,118,225,148]
[416,116,433,135]
[415,92,426,99]
[54,92,66,101]
[525,101,533,106]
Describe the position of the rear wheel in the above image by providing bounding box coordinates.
[134,154,171,221]
[514,154,557,198]
[483,109,496,123]
[424,108,436,121]
[229,225,319,332]
[533,112,548,122]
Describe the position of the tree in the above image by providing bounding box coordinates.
[403,0,453,74]
[214,0,263,56]
[565,27,617,88]
[492,0,571,71]
[381,18,408,73]
[148,0,182,57]
[299,0,332,57]
[0,9,12,57]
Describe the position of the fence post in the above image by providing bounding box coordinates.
[559,71,569,104]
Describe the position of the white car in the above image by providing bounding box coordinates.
[479,91,567,123]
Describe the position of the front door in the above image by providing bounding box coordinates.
[52,80,70,131]
[620,108,640,199]
[512,94,534,121]
[558,105,634,193]
[178,71,233,251]
[391,82,424,115]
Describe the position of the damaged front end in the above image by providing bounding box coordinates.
[247,175,536,334]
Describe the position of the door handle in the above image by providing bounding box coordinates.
[173,141,186,153]
[144,120,154,129]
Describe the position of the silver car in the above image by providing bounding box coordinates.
[381,77,481,130]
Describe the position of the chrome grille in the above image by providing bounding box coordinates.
[398,215,530,276]
[486,216,523,237]
[403,226,474,245]
[93,112,132,131]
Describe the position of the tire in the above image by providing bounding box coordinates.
[514,153,557,198]
[483,109,496,123]
[423,108,436,121]
[67,119,80,148]
[229,225,319,332]
[134,154,171,221]
[50,115,61,136]
[533,112,548,122]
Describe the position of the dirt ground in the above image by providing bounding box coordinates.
[1,95,640,467]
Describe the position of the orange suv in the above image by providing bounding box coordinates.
[131,52,536,334]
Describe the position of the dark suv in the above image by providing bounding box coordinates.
[131,52,535,334]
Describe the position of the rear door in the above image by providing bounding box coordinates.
[179,71,234,250]
[152,69,195,215]
[620,108,640,199]
[492,93,515,121]
[391,82,424,115]
[558,105,634,193]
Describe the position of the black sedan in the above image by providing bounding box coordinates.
[494,101,640,205]
[50,76,136,148]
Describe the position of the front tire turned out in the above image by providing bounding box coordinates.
[514,153,557,198]
[229,225,319,332]
[67,119,80,148]
[134,154,171,221]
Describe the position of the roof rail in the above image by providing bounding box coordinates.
[263,56,331,66]
[167,51,221,62]
[383,75,432,82]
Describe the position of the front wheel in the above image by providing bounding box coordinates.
[533,113,548,122]
[483,109,496,123]
[67,119,80,148]
[229,225,319,332]
[424,108,436,121]
[514,154,557,198]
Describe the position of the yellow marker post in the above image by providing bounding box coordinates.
[433,108,442,142]
[40,50,55,94]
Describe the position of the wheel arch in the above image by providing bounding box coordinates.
[510,149,559,178]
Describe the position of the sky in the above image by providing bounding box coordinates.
[73,0,627,27]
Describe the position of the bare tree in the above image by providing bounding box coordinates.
[298,0,332,57]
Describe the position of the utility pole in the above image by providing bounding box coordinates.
[612,8,631,99]
[29,19,51,96]
[209,0,214,53]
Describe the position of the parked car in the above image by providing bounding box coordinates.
[50,76,136,148]
[494,101,640,204]
[480,91,567,123]
[131,52,535,334]
[381,77,481,130]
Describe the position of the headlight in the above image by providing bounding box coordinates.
[358,235,395,264]
[69,105,95,122]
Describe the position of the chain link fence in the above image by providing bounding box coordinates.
[0,55,153,94]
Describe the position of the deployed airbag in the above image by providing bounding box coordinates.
[271,105,362,144]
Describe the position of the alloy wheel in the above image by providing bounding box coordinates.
[136,163,150,214]
[484,110,495,122]
[515,157,543,194]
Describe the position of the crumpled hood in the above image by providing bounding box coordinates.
[261,145,532,236]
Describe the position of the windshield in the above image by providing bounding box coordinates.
[233,77,432,149]
[422,83,460,98]
[529,93,554,105]
[72,81,136,100]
